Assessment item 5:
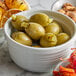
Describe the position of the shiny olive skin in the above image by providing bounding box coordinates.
[29,13,53,27]
[57,33,70,45]
[52,21,63,33]
[11,15,29,30]
[24,22,45,40]
[59,26,63,33]
[40,33,57,47]
[12,32,32,46]
[45,22,60,35]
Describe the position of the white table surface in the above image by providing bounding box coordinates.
[0,0,75,76]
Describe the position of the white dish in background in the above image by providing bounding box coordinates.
[54,60,70,71]
[4,10,76,72]
[51,0,76,11]
[25,0,31,10]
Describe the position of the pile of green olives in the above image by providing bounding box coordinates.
[11,13,70,48]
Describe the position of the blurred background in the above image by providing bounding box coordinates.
[27,0,56,10]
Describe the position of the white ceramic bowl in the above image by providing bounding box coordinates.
[4,10,76,72]
[51,0,76,11]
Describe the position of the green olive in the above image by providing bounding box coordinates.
[29,13,53,27]
[57,33,70,45]
[11,15,29,30]
[12,32,32,46]
[45,22,60,35]
[52,21,63,33]
[40,33,57,47]
[22,22,45,40]
[59,26,63,33]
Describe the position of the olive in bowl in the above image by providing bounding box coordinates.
[40,33,57,47]
[22,22,45,40]
[12,32,32,46]
[29,13,53,27]
[11,15,29,31]
[45,22,60,35]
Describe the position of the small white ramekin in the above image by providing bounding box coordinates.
[54,60,70,71]
[4,10,76,72]
[51,0,76,11]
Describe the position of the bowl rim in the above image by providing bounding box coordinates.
[51,0,60,11]
[4,10,76,50]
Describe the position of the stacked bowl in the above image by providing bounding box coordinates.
[51,0,76,11]
[4,10,76,72]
